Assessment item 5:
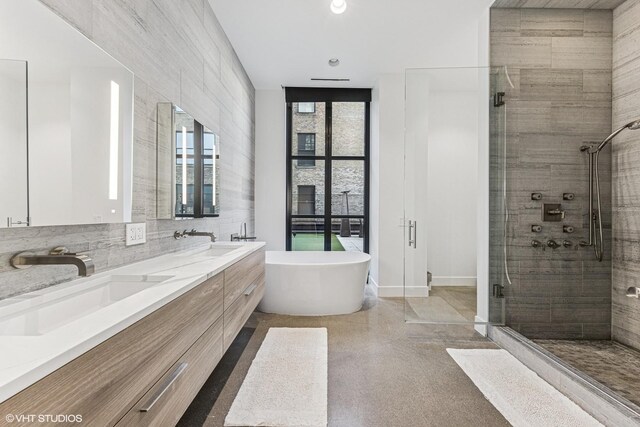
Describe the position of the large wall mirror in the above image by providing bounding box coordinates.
[0,0,134,228]
[157,103,220,219]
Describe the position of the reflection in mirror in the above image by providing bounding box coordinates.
[0,60,28,227]
[0,0,134,227]
[157,103,220,219]
[202,127,220,216]
[175,107,196,216]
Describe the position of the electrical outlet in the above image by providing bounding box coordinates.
[125,223,146,246]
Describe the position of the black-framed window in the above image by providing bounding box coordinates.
[297,133,316,166]
[297,102,315,113]
[286,88,371,253]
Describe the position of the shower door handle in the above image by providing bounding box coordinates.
[408,220,417,248]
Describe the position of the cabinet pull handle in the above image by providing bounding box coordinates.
[244,283,258,296]
[139,362,188,412]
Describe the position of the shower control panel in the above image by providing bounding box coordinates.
[531,239,575,249]
[543,203,565,222]
[529,192,578,249]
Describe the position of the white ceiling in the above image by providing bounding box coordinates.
[208,0,495,90]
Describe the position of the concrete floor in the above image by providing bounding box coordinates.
[179,287,509,427]
[407,286,477,323]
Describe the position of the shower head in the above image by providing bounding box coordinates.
[594,118,640,153]
[628,119,640,130]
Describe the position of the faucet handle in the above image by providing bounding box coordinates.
[49,246,71,256]
[49,246,90,256]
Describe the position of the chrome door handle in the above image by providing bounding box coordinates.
[139,362,188,412]
[244,282,258,296]
[408,220,417,248]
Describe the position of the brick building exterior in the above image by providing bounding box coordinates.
[291,102,365,220]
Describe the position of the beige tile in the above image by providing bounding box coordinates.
[552,36,612,69]
[584,10,613,37]
[520,68,583,101]
[521,9,584,37]
[490,9,522,36]
[583,70,612,93]
[543,0,597,7]
[491,0,626,7]
[613,56,640,100]
[515,100,553,133]
[491,36,552,68]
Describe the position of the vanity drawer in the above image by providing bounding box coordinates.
[0,273,224,426]
[224,249,265,309]
[223,273,265,351]
[116,317,224,426]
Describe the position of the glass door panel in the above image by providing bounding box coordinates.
[403,66,506,325]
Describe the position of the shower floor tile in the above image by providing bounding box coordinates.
[534,339,640,408]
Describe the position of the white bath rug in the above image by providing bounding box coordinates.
[447,349,602,427]
[224,328,328,427]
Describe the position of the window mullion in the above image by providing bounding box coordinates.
[324,103,332,251]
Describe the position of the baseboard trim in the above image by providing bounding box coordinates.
[431,276,477,287]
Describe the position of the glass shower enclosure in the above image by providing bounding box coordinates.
[403,66,508,326]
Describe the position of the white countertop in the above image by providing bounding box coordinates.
[0,241,265,403]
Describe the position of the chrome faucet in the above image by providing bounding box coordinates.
[175,229,217,242]
[10,247,95,276]
[546,208,565,219]
[231,222,257,242]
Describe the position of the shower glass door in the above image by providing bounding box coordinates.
[403,66,507,325]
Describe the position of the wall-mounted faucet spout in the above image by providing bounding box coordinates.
[186,229,216,242]
[10,247,95,276]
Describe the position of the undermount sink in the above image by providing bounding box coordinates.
[197,246,241,257]
[178,244,242,259]
[0,275,174,336]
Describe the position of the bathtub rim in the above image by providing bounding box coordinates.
[265,250,371,267]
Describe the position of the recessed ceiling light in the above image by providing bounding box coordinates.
[330,0,347,14]
[328,58,340,67]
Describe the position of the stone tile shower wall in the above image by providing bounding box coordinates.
[491,8,613,338]
[0,0,255,299]
[612,0,640,349]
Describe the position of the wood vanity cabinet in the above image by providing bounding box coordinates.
[0,249,265,427]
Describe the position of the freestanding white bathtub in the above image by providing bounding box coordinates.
[258,251,371,316]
